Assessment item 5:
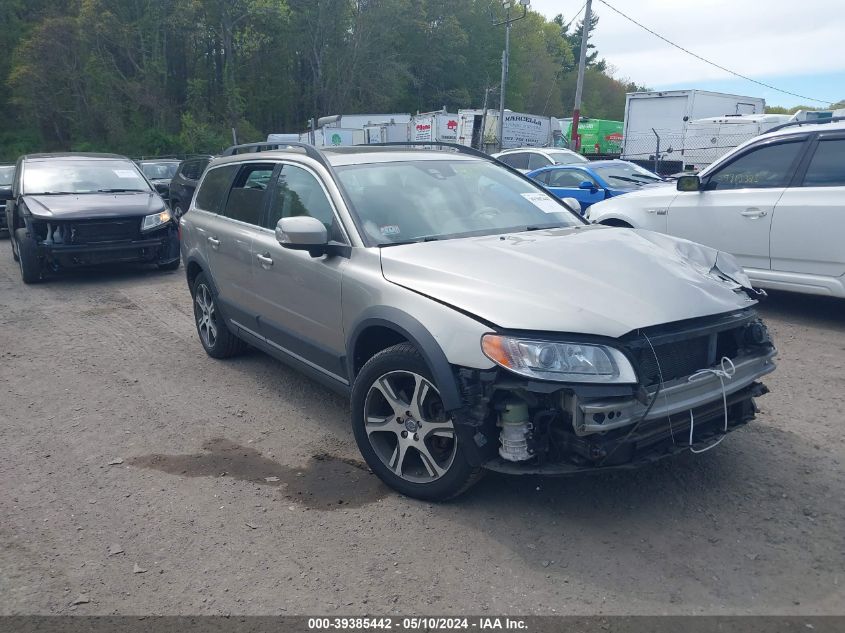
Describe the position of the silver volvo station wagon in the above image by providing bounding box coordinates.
[179,142,776,500]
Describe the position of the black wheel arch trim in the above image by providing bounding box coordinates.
[347,306,463,412]
[183,253,218,295]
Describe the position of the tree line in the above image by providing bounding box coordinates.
[0,0,644,161]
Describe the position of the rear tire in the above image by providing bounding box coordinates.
[351,343,482,501]
[15,228,41,284]
[191,272,246,359]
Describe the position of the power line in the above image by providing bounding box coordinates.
[562,2,587,31]
[595,0,835,105]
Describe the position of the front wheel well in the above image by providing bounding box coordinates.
[352,326,410,376]
[599,218,633,228]
[186,261,203,292]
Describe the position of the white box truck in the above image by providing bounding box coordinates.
[364,122,410,144]
[620,90,766,172]
[456,109,562,151]
[318,114,411,129]
[300,128,365,147]
[409,111,459,143]
[682,113,792,170]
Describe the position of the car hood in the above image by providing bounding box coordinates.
[379,225,756,338]
[22,192,165,220]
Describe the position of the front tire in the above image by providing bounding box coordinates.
[351,343,482,501]
[158,258,180,271]
[191,272,246,358]
[15,228,41,284]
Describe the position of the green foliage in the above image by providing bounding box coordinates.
[0,0,637,160]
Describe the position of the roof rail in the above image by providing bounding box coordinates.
[766,115,845,134]
[364,141,493,161]
[220,141,334,171]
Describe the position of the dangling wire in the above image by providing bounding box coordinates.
[687,356,736,454]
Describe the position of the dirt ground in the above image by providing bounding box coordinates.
[0,242,843,616]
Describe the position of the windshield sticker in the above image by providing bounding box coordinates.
[379,225,401,236]
[114,170,137,178]
[521,192,563,214]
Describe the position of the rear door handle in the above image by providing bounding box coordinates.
[740,208,767,219]
[256,253,274,268]
[207,236,220,249]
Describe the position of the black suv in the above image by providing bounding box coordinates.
[0,163,14,237]
[6,153,180,283]
[168,156,212,217]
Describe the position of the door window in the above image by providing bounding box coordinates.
[221,163,275,226]
[706,141,803,190]
[801,138,845,187]
[549,170,593,188]
[498,153,529,170]
[527,153,552,170]
[194,164,238,213]
[265,164,341,239]
[531,171,550,185]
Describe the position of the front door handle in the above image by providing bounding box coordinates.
[256,253,274,268]
[207,236,220,249]
[740,208,767,219]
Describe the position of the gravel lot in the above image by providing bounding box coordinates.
[1,242,843,616]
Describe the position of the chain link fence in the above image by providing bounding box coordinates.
[620,131,760,176]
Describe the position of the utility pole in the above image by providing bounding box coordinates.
[570,0,592,152]
[492,1,530,152]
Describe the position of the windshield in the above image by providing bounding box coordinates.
[140,162,179,180]
[23,159,151,194]
[593,162,662,187]
[0,166,13,187]
[335,159,584,246]
[547,150,589,165]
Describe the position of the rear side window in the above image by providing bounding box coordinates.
[801,139,845,187]
[221,163,275,226]
[498,153,529,170]
[194,165,238,213]
[527,153,551,170]
[707,141,803,190]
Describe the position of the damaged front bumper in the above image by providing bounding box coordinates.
[452,311,776,475]
[573,349,775,436]
[27,218,180,269]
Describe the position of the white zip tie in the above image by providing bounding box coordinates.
[687,356,736,454]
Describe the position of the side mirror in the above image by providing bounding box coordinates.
[578,180,597,191]
[275,216,329,257]
[677,174,701,192]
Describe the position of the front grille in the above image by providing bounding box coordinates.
[635,336,711,386]
[67,220,140,244]
[625,312,756,388]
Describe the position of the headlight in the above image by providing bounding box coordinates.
[141,210,171,231]
[481,334,637,383]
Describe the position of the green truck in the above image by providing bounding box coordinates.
[564,118,623,156]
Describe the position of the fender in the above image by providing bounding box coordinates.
[348,306,463,412]
[183,250,219,296]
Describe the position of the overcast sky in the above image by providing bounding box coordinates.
[529,0,844,108]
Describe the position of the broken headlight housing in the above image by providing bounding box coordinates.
[481,334,637,383]
[141,210,171,232]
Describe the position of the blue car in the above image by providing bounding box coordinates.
[526,160,664,213]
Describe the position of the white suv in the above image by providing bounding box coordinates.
[588,119,845,298]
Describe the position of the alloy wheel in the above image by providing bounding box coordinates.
[363,371,457,483]
[195,283,218,348]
